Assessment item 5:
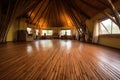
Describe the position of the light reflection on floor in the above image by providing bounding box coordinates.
[39,40,53,50]
[35,41,40,51]
[26,40,72,54]
[27,45,33,56]
[97,51,120,73]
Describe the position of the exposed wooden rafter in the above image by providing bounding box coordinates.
[104,12,118,25]
[67,0,90,19]
[80,0,103,11]
[107,0,120,29]
[97,0,109,7]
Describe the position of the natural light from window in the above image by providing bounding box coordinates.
[60,30,71,36]
[100,19,120,34]
[42,30,53,36]
[36,29,39,36]
[27,27,32,34]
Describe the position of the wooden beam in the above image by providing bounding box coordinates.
[107,0,120,29]
[97,0,109,7]
[104,12,118,25]
[0,0,11,43]
[101,23,111,34]
[31,0,45,23]
[22,0,43,17]
[80,0,102,11]
[35,0,51,26]
[65,0,90,19]
[61,0,83,34]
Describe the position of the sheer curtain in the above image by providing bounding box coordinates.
[92,21,100,43]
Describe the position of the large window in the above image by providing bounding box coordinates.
[100,19,120,34]
[42,30,53,36]
[60,30,71,36]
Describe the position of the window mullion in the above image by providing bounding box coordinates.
[111,21,113,34]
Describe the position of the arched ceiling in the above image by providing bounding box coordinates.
[0,0,118,28]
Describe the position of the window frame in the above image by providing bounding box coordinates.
[99,19,120,35]
[60,30,71,36]
[41,30,53,36]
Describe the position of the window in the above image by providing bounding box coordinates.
[100,19,120,34]
[60,30,71,36]
[36,29,39,36]
[27,27,32,34]
[42,30,53,36]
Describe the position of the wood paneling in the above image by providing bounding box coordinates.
[0,40,120,80]
[98,35,120,49]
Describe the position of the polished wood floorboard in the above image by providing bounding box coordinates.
[0,40,120,80]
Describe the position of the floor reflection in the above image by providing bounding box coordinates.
[60,40,72,53]
[66,40,72,50]
[27,45,33,56]
[35,41,40,51]
[97,52,120,72]
[39,40,53,50]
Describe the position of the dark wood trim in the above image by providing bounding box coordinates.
[99,34,120,38]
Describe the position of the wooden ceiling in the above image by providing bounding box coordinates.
[0,0,118,28]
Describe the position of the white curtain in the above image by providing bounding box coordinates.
[92,21,100,43]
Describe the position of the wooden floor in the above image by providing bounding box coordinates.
[0,40,120,80]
